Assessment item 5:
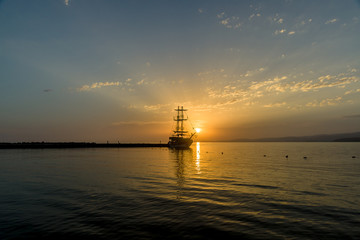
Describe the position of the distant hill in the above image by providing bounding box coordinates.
[231,132,360,142]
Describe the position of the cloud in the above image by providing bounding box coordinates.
[290,75,358,92]
[298,18,312,27]
[206,87,246,99]
[345,88,360,95]
[274,29,295,36]
[270,14,284,24]
[263,102,287,108]
[143,103,170,112]
[217,12,225,19]
[217,11,242,29]
[274,29,286,35]
[201,70,287,107]
[112,121,169,126]
[262,74,359,93]
[199,68,359,110]
[325,18,338,24]
[249,13,261,20]
[350,68,357,73]
[186,100,245,112]
[244,67,266,77]
[124,103,171,113]
[221,18,230,26]
[306,96,342,107]
[250,76,288,90]
[136,79,145,85]
[288,31,295,35]
[78,81,122,91]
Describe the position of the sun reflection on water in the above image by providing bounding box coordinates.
[196,142,201,174]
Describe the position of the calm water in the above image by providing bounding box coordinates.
[1,142,360,239]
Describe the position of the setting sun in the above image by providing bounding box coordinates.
[195,128,202,133]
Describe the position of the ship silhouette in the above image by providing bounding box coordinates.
[168,106,196,149]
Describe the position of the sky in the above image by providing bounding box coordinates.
[0,0,360,142]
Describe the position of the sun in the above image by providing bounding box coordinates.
[195,128,202,133]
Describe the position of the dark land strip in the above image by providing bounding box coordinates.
[0,142,169,149]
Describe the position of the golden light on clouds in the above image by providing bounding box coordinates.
[1,1,359,142]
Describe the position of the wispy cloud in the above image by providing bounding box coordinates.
[296,18,312,28]
[264,102,287,108]
[78,81,122,91]
[345,88,360,95]
[262,74,358,93]
[303,18,312,25]
[274,29,295,36]
[250,76,288,91]
[325,18,338,24]
[274,29,286,35]
[77,76,154,92]
[143,104,169,111]
[350,68,357,73]
[244,67,266,77]
[217,11,242,29]
[217,12,225,19]
[270,13,285,24]
[306,96,342,107]
[200,67,359,110]
[112,121,170,126]
[289,75,358,92]
[185,100,245,112]
[137,79,145,85]
[249,13,261,20]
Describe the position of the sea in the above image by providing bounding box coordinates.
[1,142,360,239]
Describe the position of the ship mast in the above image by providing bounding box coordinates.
[174,106,188,138]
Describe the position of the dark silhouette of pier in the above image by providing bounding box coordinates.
[0,142,169,149]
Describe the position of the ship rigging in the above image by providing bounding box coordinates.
[168,106,196,149]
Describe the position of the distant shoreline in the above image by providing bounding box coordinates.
[227,132,360,142]
[0,142,169,149]
[223,138,360,143]
[1,139,360,149]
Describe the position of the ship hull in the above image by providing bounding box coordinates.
[168,137,193,149]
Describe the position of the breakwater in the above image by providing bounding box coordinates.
[0,142,169,149]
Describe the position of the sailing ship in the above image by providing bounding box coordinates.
[168,106,196,149]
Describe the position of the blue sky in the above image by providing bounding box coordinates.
[1,0,359,142]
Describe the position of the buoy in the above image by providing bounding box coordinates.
[285,155,288,158]
[303,156,307,159]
